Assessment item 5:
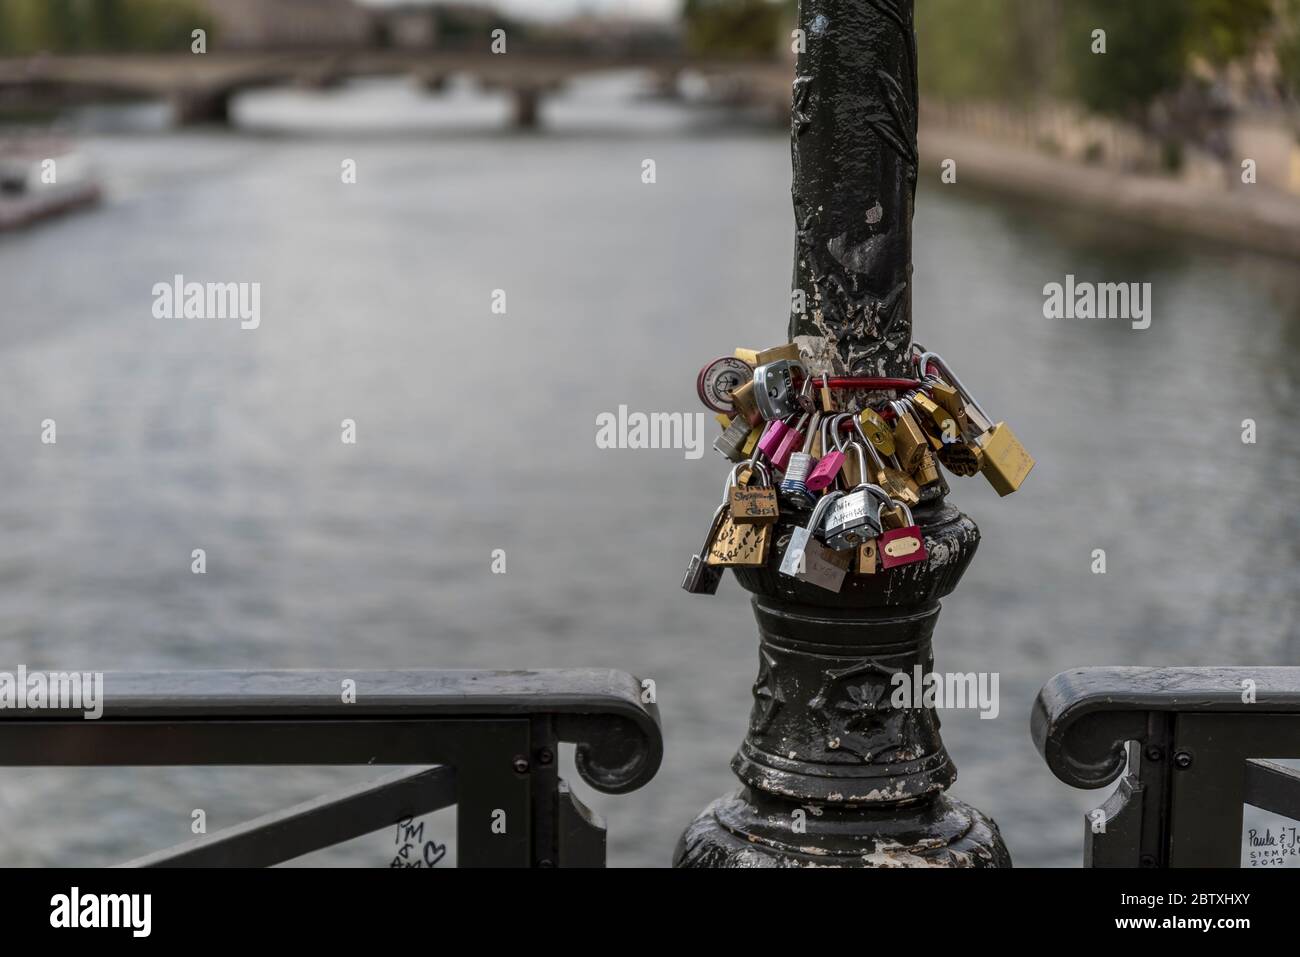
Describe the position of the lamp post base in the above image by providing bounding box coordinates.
[674,788,1010,868]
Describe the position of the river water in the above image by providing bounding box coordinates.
[0,75,1296,867]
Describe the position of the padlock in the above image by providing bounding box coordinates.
[779,412,820,509]
[910,391,953,441]
[913,448,941,486]
[713,415,753,462]
[938,440,983,477]
[977,422,1035,496]
[819,373,835,413]
[822,472,891,552]
[879,502,908,530]
[729,379,763,428]
[707,507,771,567]
[740,424,761,457]
[915,349,994,434]
[771,412,809,472]
[753,359,805,420]
[778,491,852,593]
[854,421,920,506]
[856,537,879,575]
[682,503,728,595]
[858,408,895,456]
[755,343,802,366]
[878,502,928,570]
[697,356,754,414]
[805,414,848,492]
[727,461,779,525]
[756,417,793,462]
[889,400,928,473]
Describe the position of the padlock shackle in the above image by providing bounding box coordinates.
[807,488,844,535]
[913,349,994,425]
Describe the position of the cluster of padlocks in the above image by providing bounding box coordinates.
[682,342,1034,596]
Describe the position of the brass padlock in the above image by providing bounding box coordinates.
[755,343,801,366]
[818,373,836,413]
[707,510,770,567]
[912,448,941,486]
[730,379,762,427]
[889,400,927,473]
[858,408,895,456]
[855,538,878,575]
[855,422,920,506]
[727,461,779,525]
[879,503,908,530]
[977,422,1035,496]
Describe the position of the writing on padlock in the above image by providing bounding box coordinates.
[727,461,779,525]
[682,503,728,595]
[822,475,891,552]
[753,359,805,421]
[697,356,754,415]
[778,490,852,593]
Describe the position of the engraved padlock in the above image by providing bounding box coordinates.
[805,413,849,492]
[753,359,805,420]
[822,469,891,553]
[682,503,728,595]
[726,460,778,525]
[713,415,753,462]
[778,490,852,593]
[878,501,929,570]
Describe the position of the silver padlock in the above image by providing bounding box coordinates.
[682,503,728,595]
[753,359,805,421]
[778,490,850,592]
[823,469,891,552]
[713,415,753,462]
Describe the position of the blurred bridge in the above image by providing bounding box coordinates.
[0,50,792,129]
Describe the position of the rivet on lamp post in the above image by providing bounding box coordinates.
[674,0,1012,868]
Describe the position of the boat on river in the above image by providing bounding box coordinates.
[0,137,101,231]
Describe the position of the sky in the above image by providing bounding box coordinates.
[357,0,680,23]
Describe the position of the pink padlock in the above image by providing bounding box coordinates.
[771,413,809,472]
[756,418,792,462]
[805,414,848,492]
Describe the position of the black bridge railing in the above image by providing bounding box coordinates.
[1033,667,1300,868]
[0,669,662,868]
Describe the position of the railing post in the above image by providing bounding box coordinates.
[674,0,1011,868]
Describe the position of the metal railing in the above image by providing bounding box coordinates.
[0,669,662,868]
[1033,666,1300,867]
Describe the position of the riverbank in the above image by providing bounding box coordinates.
[919,125,1300,261]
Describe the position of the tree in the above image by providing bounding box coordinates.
[682,0,788,59]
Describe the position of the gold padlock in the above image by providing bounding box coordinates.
[858,409,895,456]
[730,380,762,427]
[978,422,1034,496]
[912,449,941,486]
[707,511,770,567]
[727,462,779,525]
[879,504,908,530]
[740,424,761,457]
[855,538,878,575]
[755,343,801,366]
[890,402,928,473]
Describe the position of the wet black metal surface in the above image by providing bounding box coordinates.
[788,0,918,377]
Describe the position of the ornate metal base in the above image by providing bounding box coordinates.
[675,499,1010,868]
[675,789,1010,868]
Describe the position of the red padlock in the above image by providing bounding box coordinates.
[878,502,928,570]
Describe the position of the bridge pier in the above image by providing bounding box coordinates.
[171,87,231,127]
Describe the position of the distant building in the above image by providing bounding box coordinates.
[193,0,376,50]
